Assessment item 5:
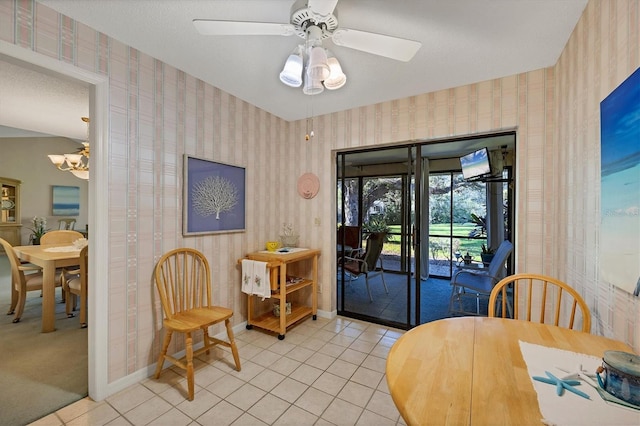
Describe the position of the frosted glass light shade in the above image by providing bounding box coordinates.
[306,46,330,80]
[323,57,346,90]
[279,53,303,87]
[303,75,324,95]
[70,170,89,180]
[48,154,65,166]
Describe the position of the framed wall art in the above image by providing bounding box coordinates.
[52,185,80,216]
[599,67,640,296]
[183,154,246,236]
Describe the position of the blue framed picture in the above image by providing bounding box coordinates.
[600,67,640,296]
[52,185,80,216]
[183,155,246,235]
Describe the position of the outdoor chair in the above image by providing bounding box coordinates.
[448,240,513,316]
[153,247,241,401]
[337,225,363,258]
[488,273,591,332]
[340,232,389,302]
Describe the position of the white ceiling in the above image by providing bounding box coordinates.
[34,0,587,125]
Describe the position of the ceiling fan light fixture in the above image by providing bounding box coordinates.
[279,50,304,87]
[323,56,346,90]
[306,46,330,81]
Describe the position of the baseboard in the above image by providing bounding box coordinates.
[102,312,335,400]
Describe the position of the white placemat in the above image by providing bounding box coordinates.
[43,246,79,252]
[519,341,640,425]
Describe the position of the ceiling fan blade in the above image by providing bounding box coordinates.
[308,0,339,18]
[332,28,422,62]
[193,19,295,36]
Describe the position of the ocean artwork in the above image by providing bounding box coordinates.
[600,67,640,296]
[52,185,80,216]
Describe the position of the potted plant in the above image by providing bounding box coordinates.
[480,244,495,265]
[28,216,49,245]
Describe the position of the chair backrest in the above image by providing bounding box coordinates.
[78,245,88,288]
[487,240,513,280]
[337,225,362,250]
[40,230,84,245]
[0,237,27,290]
[154,248,212,318]
[362,232,386,272]
[58,218,77,230]
[488,273,592,332]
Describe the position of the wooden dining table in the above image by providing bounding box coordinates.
[386,317,636,425]
[13,243,82,332]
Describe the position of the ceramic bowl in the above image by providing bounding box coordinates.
[265,241,280,252]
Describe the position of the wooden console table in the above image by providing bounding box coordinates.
[239,248,320,340]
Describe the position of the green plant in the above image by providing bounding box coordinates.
[481,243,495,254]
[28,216,49,241]
[468,213,486,237]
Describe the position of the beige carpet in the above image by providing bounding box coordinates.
[0,255,87,426]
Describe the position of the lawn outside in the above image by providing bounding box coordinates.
[377,223,488,263]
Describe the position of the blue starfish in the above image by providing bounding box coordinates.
[532,371,591,399]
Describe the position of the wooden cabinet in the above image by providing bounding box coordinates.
[0,177,22,250]
[240,248,320,340]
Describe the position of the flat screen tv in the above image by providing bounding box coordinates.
[460,147,492,180]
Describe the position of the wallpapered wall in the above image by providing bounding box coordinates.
[1,0,637,393]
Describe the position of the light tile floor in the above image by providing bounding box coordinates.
[30,316,407,426]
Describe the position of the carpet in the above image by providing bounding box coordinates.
[0,255,87,426]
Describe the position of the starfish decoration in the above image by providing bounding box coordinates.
[532,371,591,399]
[555,364,597,381]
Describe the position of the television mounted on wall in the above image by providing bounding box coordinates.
[460,147,492,181]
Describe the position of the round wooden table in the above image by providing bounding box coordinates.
[385,317,635,425]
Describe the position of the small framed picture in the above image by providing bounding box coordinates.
[52,185,80,216]
[183,155,246,236]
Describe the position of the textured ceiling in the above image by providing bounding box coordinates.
[36,0,587,123]
[1,0,588,142]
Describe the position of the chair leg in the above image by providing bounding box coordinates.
[365,276,373,302]
[380,271,389,294]
[154,330,173,379]
[13,287,27,323]
[225,319,241,371]
[79,288,87,328]
[65,292,76,318]
[7,284,18,315]
[185,332,195,401]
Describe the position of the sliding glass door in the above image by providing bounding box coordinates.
[337,147,418,329]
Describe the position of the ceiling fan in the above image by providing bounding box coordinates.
[193,0,421,94]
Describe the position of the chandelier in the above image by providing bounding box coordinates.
[279,25,346,94]
[48,117,90,180]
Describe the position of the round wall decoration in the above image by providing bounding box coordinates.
[297,173,320,199]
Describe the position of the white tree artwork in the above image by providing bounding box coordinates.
[191,175,239,220]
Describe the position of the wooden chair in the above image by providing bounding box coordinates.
[0,237,62,323]
[340,232,389,302]
[488,273,591,333]
[64,245,88,328]
[40,230,84,245]
[41,230,85,297]
[448,240,513,316]
[153,248,241,401]
[57,218,77,230]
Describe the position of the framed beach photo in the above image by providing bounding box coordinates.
[183,155,246,236]
[52,185,80,216]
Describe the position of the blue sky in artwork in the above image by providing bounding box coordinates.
[600,67,640,178]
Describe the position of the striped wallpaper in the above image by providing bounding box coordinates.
[1,0,637,393]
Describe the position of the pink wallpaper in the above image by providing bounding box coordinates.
[1,0,637,392]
